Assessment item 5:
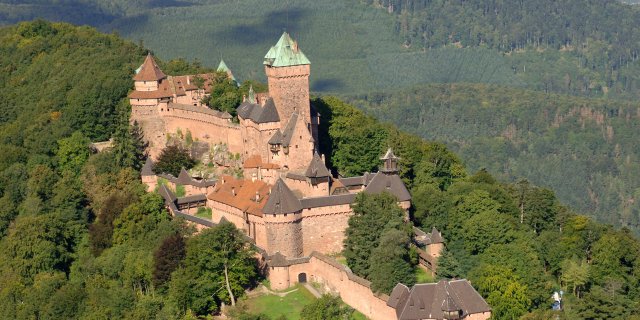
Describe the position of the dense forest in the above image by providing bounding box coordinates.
[346,84,640,234]
[370,0,640,99]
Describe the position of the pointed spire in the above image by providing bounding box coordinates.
[305,152,330,178]
[133,53,166,81]
[264,32,311,67]
[217,59,237,83]
[217,59,230,72]
[380,148,399,174]
[263,178,302,215]
[247,85,256,104]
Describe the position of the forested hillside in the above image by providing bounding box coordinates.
[372,0,640,99]
[1,21,640,319]
[347,84,640,234]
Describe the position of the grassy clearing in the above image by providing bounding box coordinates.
[195,207,211,220]
[244,285,316,320]
[415,266,435,283]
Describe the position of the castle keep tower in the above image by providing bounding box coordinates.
[264,32,311,130]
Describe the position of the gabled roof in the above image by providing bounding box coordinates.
[263,178,302,214]
[176,168,192,185]
[364,172,411,202]
[388,280,490,320]
[243,154,280,169]
[207,176,270,217]
[237,98,280,124]
[280,113,298,147]
[134,53,166,81]
[264,32,311,67]
[305,152,330,178]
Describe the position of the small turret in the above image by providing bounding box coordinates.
[380,148,400,174]
[217,58,237,84]
[133,53,166,91]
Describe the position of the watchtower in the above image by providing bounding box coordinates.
[134,53,166,91]
[264,32,311,129]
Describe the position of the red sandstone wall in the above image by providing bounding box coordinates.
[466,312,491,320]
[301,206,351,255]
[265,65,311,126]
[272,255,397,320]
[264,214,304,258]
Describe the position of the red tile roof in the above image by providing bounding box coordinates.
[207,176,271,217]
[134,54,166,81]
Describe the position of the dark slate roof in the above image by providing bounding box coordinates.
[268,130,283,145]
[388,283,411,311]
[176,168,192,185]
[267,252,311,267]
[158,184,177,204]
[338,173,376,187]
[448,280,491,316]
[305,152,330,178]
[176,194,207,205]
[174,211,216,227]
[141,158,154,176]
[280,113,298,147]
[414,226,445,246]
[429,227,445,244]
[285,172,307,181]
[237,98,280,124]
[364,172,411,202]
[300,193,357,209]
[389,280,491,320]
[263,178,302,214]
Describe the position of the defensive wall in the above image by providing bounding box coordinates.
[268,252,397,320]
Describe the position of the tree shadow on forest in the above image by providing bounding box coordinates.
[311,78,345,92]
[213,8,308,46]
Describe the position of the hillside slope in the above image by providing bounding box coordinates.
[349,84,640,232]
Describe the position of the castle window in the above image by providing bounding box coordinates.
[284,214,287,217]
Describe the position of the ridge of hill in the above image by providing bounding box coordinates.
[1,1,640,99]
[347,84,640,233]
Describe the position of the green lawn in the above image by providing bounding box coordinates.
[245,285,317,320]
[415,267,435,283]
[195,207,212,220]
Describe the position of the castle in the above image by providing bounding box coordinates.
[132,33,490,320]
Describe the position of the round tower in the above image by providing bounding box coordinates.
[263,178,304,258]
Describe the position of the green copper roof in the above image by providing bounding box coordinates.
[264,32,310,67]
[217,59,230,72]
[247,85,256,103]
[217,59,237,83]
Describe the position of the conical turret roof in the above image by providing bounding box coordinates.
[217,59,237,83]
[134,53,166,81]
[263,178,302,214]
[264,32,310,67]
[305,152,330,178]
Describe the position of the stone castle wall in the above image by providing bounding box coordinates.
[268,253,397,320]
[301,204,352,256]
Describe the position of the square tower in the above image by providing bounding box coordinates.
[264,32,311,129]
